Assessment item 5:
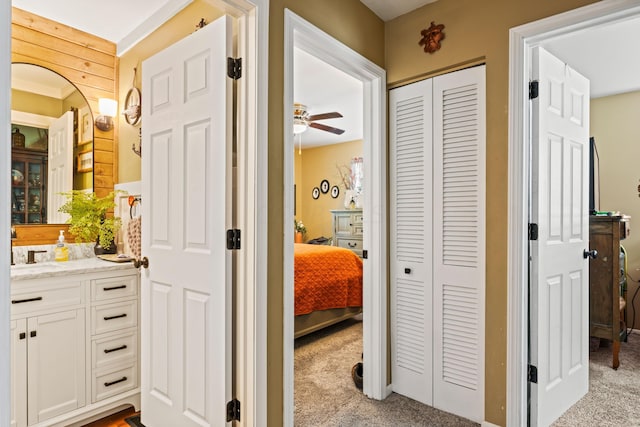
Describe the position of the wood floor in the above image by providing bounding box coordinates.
[81,407,138,427]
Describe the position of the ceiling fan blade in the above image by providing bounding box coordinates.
[307,112,343,121]
[309,122,345,135]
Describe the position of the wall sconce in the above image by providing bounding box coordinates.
[95,98,118,131]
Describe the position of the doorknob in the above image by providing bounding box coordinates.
[133,256,149,269]
[583,249,598,259]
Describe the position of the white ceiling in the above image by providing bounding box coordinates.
[360,0,437,21]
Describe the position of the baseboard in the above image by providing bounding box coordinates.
[481,421,502,427]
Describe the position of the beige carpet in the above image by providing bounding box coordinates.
[294,318,478,426]
[553,333,640,426]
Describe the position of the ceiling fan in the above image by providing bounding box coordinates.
[293,103,345,135]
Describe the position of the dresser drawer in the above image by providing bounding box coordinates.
[92,364,137,403]
[336,238,363,252]
[91,300,137,335]
[92,329,137,370]
[92,275,137,302]
[11,279,83,317]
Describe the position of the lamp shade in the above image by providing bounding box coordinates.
[98,98,118,117]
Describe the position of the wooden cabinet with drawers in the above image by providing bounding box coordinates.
[331,209,363,257]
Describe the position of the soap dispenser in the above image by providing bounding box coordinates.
[54,230,69,262]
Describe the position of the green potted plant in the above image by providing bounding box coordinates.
[58,190,122,254]
[294,219,306,243]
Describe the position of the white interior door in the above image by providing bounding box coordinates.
[389,78,434,405]
[530,46,590,426]
[47,110,73,224]
[141,15,233,427]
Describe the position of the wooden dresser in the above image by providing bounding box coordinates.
[331,209,363,257]
[589,215,630,369]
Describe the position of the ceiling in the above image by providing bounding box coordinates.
[10,0,640,146]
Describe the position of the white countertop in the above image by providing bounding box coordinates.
[11,257,138,281]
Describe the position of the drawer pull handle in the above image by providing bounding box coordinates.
[348,242,357,248]
[104,344,128,354]
[405,268,412,274]
[103,285,127,291]
[12,296,43,304]
[104,376,127,387]
[104,314,127,321]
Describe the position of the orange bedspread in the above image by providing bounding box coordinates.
[294,243,363,315]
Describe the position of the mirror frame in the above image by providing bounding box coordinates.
[11,6,118,245]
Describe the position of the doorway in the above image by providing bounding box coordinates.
[508,1,640,425]
[282,9,387,426]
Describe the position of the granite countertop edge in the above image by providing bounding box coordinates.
[11,258,137,281]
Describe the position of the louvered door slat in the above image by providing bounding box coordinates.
[433,66,486,422]
[390,78,433,404]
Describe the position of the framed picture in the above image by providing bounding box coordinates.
[331,185,340,198]
[312,187,320,200]
[320,179,330,194]
[77,150,93,172]
[79,107,93,144]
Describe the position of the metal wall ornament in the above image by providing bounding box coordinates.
[419,21,445,54]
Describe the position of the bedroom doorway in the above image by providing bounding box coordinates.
[283,9,387,426]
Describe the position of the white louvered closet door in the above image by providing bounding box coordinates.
[390,65,485,423]
[432,65,485,422]
[390,79,434,405]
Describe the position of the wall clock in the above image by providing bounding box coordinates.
[331,185,340,198]
[320,179,330,194]
[312,187,320,199]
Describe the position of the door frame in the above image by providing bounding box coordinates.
[0,0,269,425]
[283,9,388,426]
[507,1,640,425]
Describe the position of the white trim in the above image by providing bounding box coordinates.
[116,0,194,56]
[481,422,502,427]
[10,110,56,128]
[0,1,10,426]
[507,1,640,425]
[283,9,388,426]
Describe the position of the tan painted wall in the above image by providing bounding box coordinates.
[11,89,63,117]
[117,0,224,183]
[591,91,640,329]
[294,140,363,241]
[385,0,597,424]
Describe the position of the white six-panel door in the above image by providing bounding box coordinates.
[141,15,233,427]
[390,66,486,423]
[530,46,590,427]
[47,110,74,224]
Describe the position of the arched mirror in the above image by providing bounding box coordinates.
[11,63,93,225]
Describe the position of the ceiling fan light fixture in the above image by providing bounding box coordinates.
[293,118,308,134]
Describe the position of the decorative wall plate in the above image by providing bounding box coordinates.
[312,187,320,199]
[123,87,141,125]
[320,179,330,193]
[331,185,340,198]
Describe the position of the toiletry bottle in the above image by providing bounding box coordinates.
[54,230,69,262]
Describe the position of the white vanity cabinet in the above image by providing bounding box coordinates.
[10,262,140,427]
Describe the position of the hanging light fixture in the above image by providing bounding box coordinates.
[293,103,308,134]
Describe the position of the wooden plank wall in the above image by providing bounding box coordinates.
[11,7,118,245]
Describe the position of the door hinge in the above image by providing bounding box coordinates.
[528,223,538,241]
[226,398,241,422]
[528,364,538,384]
[362,250,368,259]
[226,229,241,250]
[227,57,242,80]
[529,80,539,100]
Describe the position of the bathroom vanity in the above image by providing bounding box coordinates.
[10,259,140,427]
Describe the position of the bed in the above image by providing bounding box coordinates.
[294,243,363,338]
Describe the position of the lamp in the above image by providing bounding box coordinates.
[293,103,308,134]
[96,98,118,131]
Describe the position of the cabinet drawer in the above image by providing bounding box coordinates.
[92,364,137,403]
[92,329,137,370]
[336,238,363,252]
[92,275,137,302]
[11,280,83,317]
[352,212,363,225]
[91,300,137,335]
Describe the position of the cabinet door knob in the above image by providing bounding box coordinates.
[404,268,411,274]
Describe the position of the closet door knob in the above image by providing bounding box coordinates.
[583,249,597,260]
[133,256,149,269]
